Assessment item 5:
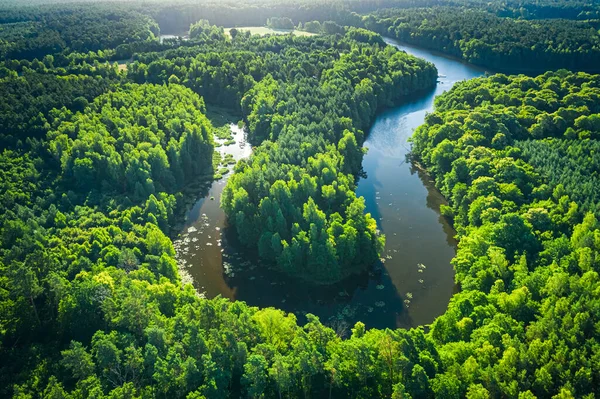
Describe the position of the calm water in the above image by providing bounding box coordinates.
[355,38,487,327]
[159,33,189,43]
[174,39,486,332]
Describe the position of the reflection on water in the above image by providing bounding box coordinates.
[159,33,189,44]
[175,39,486,331]
[174,124,250,292]
[356,38,486,327]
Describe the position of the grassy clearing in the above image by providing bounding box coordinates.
[224,26,317,37]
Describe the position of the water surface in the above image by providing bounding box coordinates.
[159,33,189,43]
[355,38,487,327]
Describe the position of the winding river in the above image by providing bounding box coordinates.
[174,38,486,332]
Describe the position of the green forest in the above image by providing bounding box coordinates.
[365,7,600,72]
[1,0,600,398]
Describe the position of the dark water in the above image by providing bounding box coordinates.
[174,39,486,332]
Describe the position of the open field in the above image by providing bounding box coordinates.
[224,26,317,37]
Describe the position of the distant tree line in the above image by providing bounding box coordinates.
[363,7,600,73]
[2,0,599,71]
[0,6,158,61]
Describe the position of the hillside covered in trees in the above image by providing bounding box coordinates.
[1,0,600,398]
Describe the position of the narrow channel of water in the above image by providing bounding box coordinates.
[174,39,486,331]
[174,123,251,293]
[355,38,487,327]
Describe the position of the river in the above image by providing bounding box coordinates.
[159,33,189,43]
[173,38,486,332]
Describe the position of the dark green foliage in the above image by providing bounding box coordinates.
[365,7,600,72]
[0,71,116,148]
[519,139,600,215]
[189,19,226,42]
[267,17,295,30]
[0,6,159,61]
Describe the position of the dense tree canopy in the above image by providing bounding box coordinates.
[0,83,217,396]
[47,83,214,200]
[0,6,158,61]
[0,70,116,148]
[2,0,599,72]
[409,70,600,397]
[364,7,600,72]
[218,31,436,282]
[2,1,600,398]
[0,14,440,397]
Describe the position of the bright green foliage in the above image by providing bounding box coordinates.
[0,17,439,397]
[218,31,436,283]
[132,28,436,282]
[0,81,215,395]
[47,83,213,199]
[189,19,226,42]
[410,70,600,398]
